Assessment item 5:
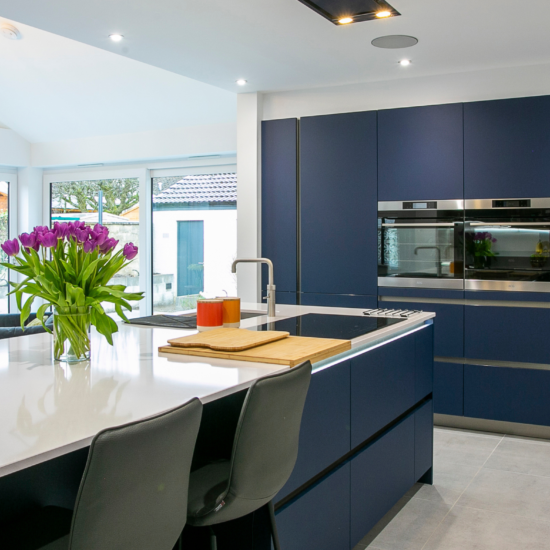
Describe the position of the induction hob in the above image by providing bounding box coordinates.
[252,313,405,340]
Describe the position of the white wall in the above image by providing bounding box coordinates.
[32,122,237,168]
[236,93,263,303]
[263,63,550,120]
[17,167,43,234]
[0,129,31,168]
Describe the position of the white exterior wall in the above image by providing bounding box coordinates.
[153,208,237,298]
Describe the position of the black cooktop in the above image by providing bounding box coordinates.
[253,313,404,340]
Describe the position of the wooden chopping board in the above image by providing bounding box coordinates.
[159,335,351,367]
[167,327,290,352]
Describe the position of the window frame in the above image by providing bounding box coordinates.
[0,171,18,313]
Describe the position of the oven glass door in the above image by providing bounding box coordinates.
[378,219,464,286]
[465,219,550,284]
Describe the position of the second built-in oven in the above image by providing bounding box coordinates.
[465,198,550,292]
[378,200,464,290]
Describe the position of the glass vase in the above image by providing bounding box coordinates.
[53,306,92,363]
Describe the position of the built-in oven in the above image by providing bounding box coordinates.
[465,198,550,292]
[378,200,464,289]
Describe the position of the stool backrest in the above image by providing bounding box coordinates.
[69,398,203,550]
[228,361,312,501]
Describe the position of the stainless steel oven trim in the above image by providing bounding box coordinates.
[381,222,456,227]
[465,279,550,293]
[470,221,550,227]
[465,198,550,210]
[378,277,464,290]
[378,200,464,211]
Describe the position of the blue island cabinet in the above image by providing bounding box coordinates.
[464,95,550,199]
[275,324,434,550]
[300,111,378,308]
[378,103,464,201]
[261,118,298,304]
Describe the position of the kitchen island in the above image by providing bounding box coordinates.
[0,304,434,549]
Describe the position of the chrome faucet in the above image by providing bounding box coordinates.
[231,258,276,317]
[414,246,442,277]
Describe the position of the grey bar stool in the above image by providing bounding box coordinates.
[187,360,312,550]
[5,397,203,550]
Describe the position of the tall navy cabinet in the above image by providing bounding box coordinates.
[300,111,378,308]
[261,118,298,304]
[464,95,550,199]
[378,103,464,201]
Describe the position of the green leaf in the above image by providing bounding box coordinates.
[20,295,35,329]
[92,310,118,345]
[36,303,53,334]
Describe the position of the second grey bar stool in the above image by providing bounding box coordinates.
[186,360,312,550]
[5,397,203,550]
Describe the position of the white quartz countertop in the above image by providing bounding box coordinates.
[0,303,434,477]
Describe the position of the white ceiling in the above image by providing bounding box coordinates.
[0,0,549,95]
[0,18,236,143]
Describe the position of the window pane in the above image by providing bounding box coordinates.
[50,178,141,319]
[0,181,9,313]
[152,173,237,313]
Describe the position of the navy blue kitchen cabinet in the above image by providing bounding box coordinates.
[464,364,550,426]
[378,103,464,201]
[261,118,297,294]
[300,111,378,297]
[276,462,350,550]
[380,288,464,358]
[415,400,434,481]
[350,415,415,547]
[274,291,297,305]
[464,303,550,364]
[415,324,434,402]
[351,330,416,447]
[464,95,550,199]
[300,292,377,309]
[434,362,464,416]
[276,360,350,502]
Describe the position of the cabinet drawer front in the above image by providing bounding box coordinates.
[465,305,550,364]
[276,360,351,502]
[382,300,463,358]
[276,462,350,550]
[351,334,415,447]
[350,415,415,547]
[464,364,550,426]
[434,362,464,416]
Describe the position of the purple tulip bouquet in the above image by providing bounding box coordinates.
[1,222,143,362]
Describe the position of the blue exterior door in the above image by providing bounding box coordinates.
[177,220,204,296]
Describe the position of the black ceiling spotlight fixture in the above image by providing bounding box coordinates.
[298,0,400,25]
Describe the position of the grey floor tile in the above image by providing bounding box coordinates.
[483,436,550,477]
[411,459,479,506]
[433,429,503,468]
[365,498,451,550]
[423,505,550,550]
[456,468,550,523]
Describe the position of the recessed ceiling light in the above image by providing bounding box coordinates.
[399,59,411,66]
[236,79,247,86]
[338,17,353,24]
[1,24,22,40]
[109,34,124,42]
[376,11,392,18]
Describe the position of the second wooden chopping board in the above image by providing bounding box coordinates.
[167,327,290,352]
[159,335,351,367]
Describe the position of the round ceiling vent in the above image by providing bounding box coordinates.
[1,24,22,40]
[371,35,418,49]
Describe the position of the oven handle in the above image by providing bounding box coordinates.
[381,223,456,227]
[470,222,550,227]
